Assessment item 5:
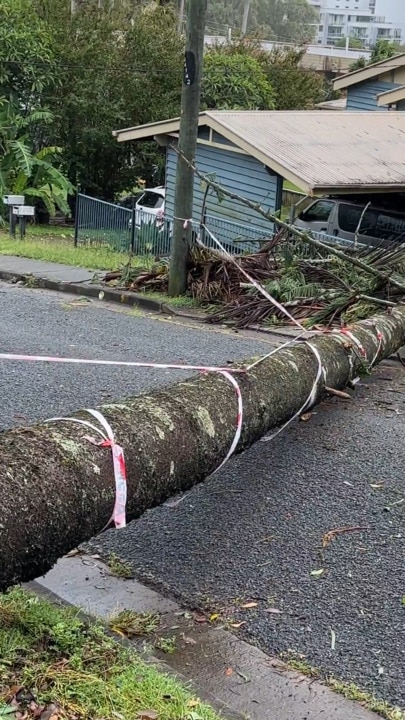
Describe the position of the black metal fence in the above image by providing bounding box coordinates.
[74,193,271,256]
[74,193,172,255]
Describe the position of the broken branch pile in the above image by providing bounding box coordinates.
[102,230,405,329]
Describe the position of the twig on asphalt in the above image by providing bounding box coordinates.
[322,526,369,548]
[325,386,352,400]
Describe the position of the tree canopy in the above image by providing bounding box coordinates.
[206,0,317,43]
[1,0,329,210]
[202,52,275,109]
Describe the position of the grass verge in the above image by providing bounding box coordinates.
[0,229,146,272]
[282,652,404,720]
[0,588,221,720]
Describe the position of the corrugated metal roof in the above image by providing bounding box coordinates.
[204,111,405,193]
[114,110,405,194]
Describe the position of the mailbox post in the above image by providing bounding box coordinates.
[3,195,25,237]
[13,205,35,240]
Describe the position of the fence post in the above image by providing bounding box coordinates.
[73,189,80,247]
[130,199,136,253]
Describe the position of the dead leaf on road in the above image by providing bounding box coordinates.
[181,634,197,645]
[193,614,207,624]
[230,621,246,628]
[241,602,258,609]
[300,412,312,422]
[264,608,283,614]
[65,548,81,558]
[225,667,234,677]
[310,569,324,578]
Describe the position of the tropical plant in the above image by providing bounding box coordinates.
[0,98,74,218]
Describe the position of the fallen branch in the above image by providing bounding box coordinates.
[1,306,405,591]
[174,146,405,294]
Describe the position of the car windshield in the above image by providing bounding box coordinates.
[138,191,164,209]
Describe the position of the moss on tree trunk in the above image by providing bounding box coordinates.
[1,309,404,591]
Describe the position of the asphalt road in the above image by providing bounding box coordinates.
[2,282,404,710]
[0,282,271,430]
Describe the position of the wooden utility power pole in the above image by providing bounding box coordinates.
[168,0,207,297]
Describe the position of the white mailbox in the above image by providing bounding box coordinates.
[3,195,25,206]
[13,205,35,217]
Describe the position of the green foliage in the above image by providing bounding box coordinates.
[0,0,58,105]
[35,0,183,199]
[0,98,73,217]
[370,39,398,63]
[202,51,275,109]
[349,39,400,72]
[264,47,326,109]
[335,36,364,49]
[206,0,317,43]
[207,38,326,110]
[0,588,222,720]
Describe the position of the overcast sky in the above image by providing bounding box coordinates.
[376,0,405,28]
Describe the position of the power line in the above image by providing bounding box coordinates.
[1,57,391,73]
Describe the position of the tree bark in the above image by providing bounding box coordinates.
[1,308,404,591]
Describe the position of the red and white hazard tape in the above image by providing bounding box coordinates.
[45,409,127,529]
[0,226,388,530]
[1,353,244,529]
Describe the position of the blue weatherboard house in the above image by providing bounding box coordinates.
[333,52,405,111]
[113,111,405,249]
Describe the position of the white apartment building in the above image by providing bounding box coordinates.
[308,0,402,47]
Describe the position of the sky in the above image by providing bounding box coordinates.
[376,0,405,29]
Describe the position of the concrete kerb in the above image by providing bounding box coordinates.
[31,556,383,720]
[0,269,169,314]
[26,578,246,720]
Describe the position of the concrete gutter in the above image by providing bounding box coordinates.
[0,268,171,314]
[31,555,382,720]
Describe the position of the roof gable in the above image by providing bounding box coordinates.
[377,84,405,106]
[333,53,405,92]
[113,111,405,196]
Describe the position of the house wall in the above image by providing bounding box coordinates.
[346,79,401,110]
[164,135,282,247]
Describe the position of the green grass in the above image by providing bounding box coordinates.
[281,652,404,720]
[0,228,145,272]
[0,587,222,720]
[141,291,201,308]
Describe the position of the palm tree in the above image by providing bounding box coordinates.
[0,98,74,219]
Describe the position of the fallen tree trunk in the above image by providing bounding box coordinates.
[1,308,404,591]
